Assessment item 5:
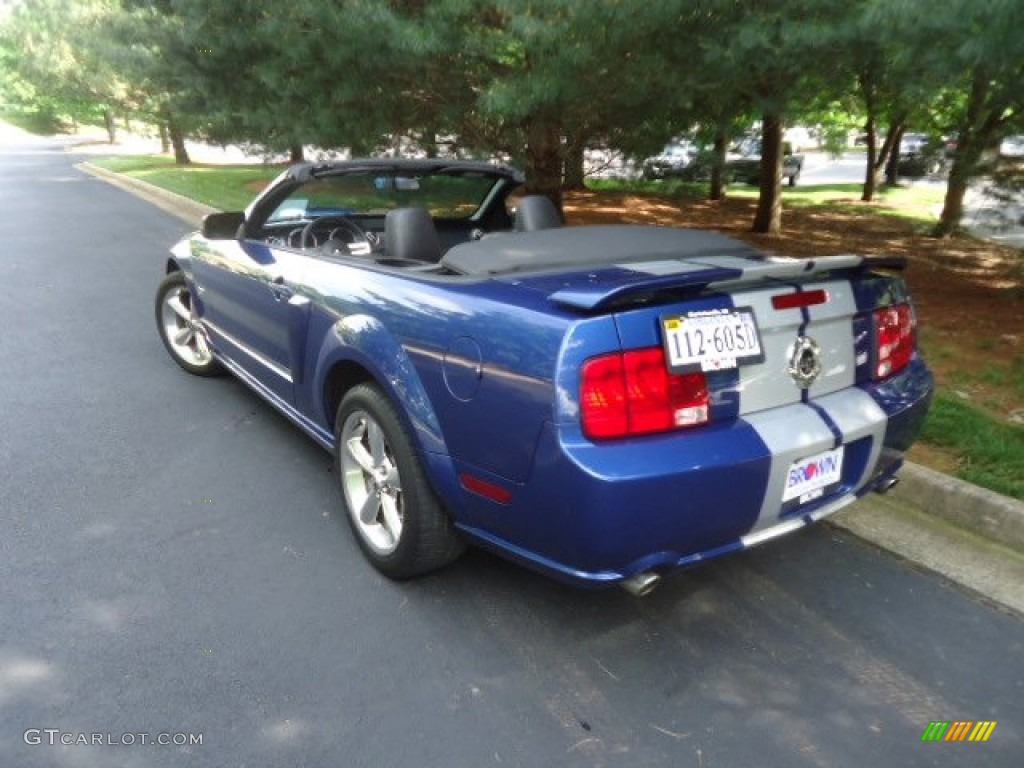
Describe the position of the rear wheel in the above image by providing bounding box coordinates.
[155,271,223,377]
[335,384,464,579]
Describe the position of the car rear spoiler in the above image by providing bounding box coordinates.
[549,254,907,311]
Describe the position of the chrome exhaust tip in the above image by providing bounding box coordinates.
[621,571,661,597]
[874,475,900,494]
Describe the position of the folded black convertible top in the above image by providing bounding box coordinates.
[441,225,762,276]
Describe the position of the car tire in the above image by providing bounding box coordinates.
[788,171,799,187]
[335,383,464,579]
[155,271,224,377]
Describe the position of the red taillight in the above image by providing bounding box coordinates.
[873,303,915,379]
[580,347,709,440]
[580,354,629,438]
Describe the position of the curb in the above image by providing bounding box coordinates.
[890,461,1024,552]
[76,160,218,228]
[77,156,1024,555]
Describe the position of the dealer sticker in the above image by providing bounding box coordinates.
[782,446,844,504]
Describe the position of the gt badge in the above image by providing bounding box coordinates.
[789,335,821,389]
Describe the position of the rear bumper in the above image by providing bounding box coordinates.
[455,358,933,587]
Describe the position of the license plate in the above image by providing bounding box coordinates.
[661,308,764,373]
[782,446,844,504]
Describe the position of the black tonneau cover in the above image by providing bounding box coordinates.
[441,225,762,276]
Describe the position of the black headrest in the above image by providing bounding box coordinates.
[514,195,562,231]
[384,207,443,263]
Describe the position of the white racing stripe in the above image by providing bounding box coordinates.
[733,278,859,416]
[743,387,889,536]
[812,386,888,487]
[734,286,802,414]
[745,403,836,534]
[741,494,858,548]
[804,278,858,399]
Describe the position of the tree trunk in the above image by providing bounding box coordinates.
[159,123,170,154]
[103,109,117,144]
[709,131,727,201]
[422,130,438,159]
[934,159,971,237]
[166,113,191,165]
[874,114,905,174]
[524,119,564,215]
[562,134,586,191]
[289,143,305,163]
[752,113,783,234]
[861,114,877,202]
[884,124,905,186]
[934,73,991,237]
[858,72,880,202]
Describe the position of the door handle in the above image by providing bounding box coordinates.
[269,276,292,301]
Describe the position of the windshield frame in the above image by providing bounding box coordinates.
[245,159,524,234]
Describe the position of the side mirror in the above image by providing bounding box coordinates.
[202,211,245,240]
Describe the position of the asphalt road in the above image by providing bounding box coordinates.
[1,131,1021,768]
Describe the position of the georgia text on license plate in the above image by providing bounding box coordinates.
[782,446,845,504]
[661,308,764,373]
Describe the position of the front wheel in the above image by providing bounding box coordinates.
[335,384,464,579]
[155,271,223,377]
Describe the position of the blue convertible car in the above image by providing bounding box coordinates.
[156,159,932,594]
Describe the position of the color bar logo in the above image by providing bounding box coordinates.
[921,720,997,742]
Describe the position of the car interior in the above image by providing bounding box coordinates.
[253,193,563,271]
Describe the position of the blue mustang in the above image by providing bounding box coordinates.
[156,159,932,595]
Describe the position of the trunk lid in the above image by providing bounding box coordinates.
[507,251,896,418]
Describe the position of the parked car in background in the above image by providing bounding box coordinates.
[999,135,1024,158]
[727,138,804,186]
[642,140,699,180]
[942,132,959,158]
[896,132,946,177]
[899,133,929,156]
[156,159,933,594]
[584,147,641,180]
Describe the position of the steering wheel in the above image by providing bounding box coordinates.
[299,215,371,253]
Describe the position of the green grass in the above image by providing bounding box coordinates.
[87,155,494,215]
[726,182,864,205]
[921,393,1024,500]
[595,177,947,226]
[586,177,708,199]
[89,155,282,211]
[729,181,947,225]
[0,109,67,135]
[90,155,180,173]
[916,329,955,363]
